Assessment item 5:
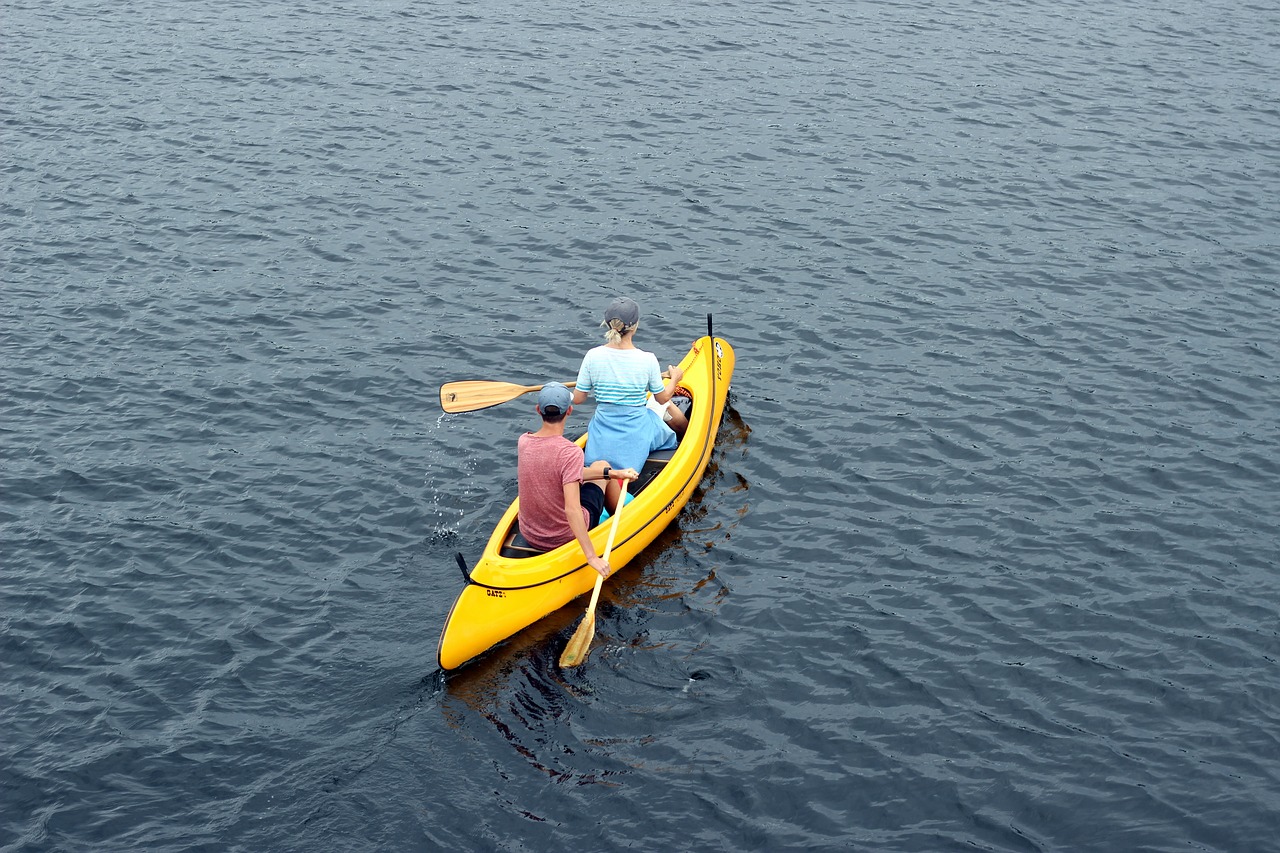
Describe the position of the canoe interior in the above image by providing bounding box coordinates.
[497,395,693,559]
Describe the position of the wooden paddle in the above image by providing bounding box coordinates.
[439,380,578,414]
[560,479,628,668]
[440,372,669,413]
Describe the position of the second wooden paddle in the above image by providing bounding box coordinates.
[560,480,628,668]
[439,380,578,414]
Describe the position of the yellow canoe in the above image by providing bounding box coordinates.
[437,323,736,671]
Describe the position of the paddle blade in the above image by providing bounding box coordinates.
[559,612,596,668]
[439,380,536,413]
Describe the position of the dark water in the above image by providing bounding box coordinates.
[4,0,1279,849]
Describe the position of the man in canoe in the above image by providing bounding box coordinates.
[517,382,638,578]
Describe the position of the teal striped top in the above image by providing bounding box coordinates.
[575,346,665,406]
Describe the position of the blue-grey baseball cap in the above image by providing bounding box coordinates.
[537,382,573,415]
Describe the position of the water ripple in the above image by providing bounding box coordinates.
[5,0,1280,849]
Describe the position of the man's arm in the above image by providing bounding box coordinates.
[563,481,610,577]
[582,460,639,482]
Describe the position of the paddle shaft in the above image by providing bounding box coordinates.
[560,479,628,667]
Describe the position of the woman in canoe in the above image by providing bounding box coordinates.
[573,297,688,505]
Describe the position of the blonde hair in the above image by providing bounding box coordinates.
[602,318,637,344]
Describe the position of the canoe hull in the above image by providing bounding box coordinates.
[437,333,736,671]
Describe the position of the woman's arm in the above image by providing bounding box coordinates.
[653,364,685,404]
[573,351,594,405]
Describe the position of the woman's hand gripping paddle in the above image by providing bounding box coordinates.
[560,479,627,668]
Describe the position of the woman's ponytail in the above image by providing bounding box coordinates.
[602,318,634,344]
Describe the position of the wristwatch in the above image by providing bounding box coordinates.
[602,467,611,480]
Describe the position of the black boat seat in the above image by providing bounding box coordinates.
[630,447,674,493]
